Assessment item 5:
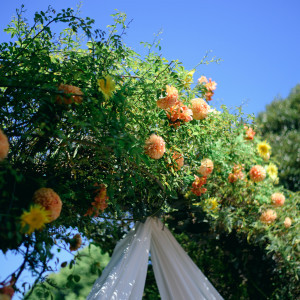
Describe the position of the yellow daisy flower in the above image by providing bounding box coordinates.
[257,141,271,160]
[207,197,219,211]
[20,205,50,235]
[97,75,116,100]
[266,163,278,180]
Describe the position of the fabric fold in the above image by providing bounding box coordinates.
[87,217,223,300]
[150,217,223,300]
[87,218,151,300]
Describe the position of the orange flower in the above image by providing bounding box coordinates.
[156,85,179,109]
[190,98,210,120]
[91,198,108,212]
[192,187,207,196]
[92,184,108,211]
[85,184,108,217]
[233,164,245,178]
[167,104,181,122]
[271,192,285,207]
[56,84,83,104]
[0,286,15,299]
[228,173,238,183]
[33,188,62,222]
[205,78,217,92]
[249,165,266,182]
[197,76,208,84]
[191,175,207,196]
[0,276,15,299]
[284,217,292,228]
[84,207,94,217]
[260,209,277,224]
[69,233,82,251]
[0,129,9,161]
[205,91,214,101]
[228,164,244,183]
[199,79,216,101]
[244,126,256,140]
[179,104,193,122]
[198,158,214,177]
[165,102,193,127]
[168,151,184,171]
[144,134,166,159]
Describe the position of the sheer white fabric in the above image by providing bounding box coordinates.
[86,218,151,300]
[87,217,223,300]
[150,217,223,300]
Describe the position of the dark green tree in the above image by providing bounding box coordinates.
[257,84,300,191]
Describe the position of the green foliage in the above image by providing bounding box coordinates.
[0,6,299,299]
[257,85,300,191]
[28,244,109,300]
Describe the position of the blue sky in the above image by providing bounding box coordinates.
[1,0,300,298]
[1,0,300,116]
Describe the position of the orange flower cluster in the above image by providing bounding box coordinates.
[168,151,184,171]
[69,233,82,251]
[198,76,208,84]
[156,85,193,128]
[85,184,108,217]
[144,134,166,159]
[33,188,62,222]
[190,98,210,120]
[228,164,245,183]
[156,85,179,109]
[166,102,193,127]
[249,165,266,182]
[198,158,214,177]
[244,125,256,140]
[191,175,207,196]
[271,192,285,207]
[260,209,277,224]
[56,84,83,104]
[0,277,15,300]
[197,76,217,101]
[0,129,9,161]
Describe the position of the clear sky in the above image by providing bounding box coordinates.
[1,0,300,298]
[1,0,300,116]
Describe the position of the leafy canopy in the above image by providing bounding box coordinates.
[0,5,299,299]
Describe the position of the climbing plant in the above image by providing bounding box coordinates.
[0,6,298,299]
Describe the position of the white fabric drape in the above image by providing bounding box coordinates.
[87,218,151,300]
[87,217,223,300]
[150,218,223,300]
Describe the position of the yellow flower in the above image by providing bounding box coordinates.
[20,205,50,234]
[195,198,219,213]
[257,141,271,160]
[207,197,219,211]
[97,75,116,100]
[183,70,195,89]
[266,163,278,180]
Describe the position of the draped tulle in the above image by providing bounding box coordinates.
[86,219,151,300]
[87,217,223,300]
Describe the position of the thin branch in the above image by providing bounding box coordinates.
[152,60,174,84]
